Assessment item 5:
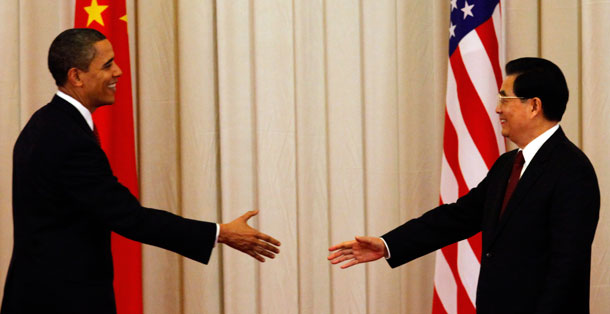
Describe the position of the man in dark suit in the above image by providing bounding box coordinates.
[328,58,600,313]
[1,28,280,314]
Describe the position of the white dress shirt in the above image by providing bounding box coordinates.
[56,91,94,130]
[519,124,559,177]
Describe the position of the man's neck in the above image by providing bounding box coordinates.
[516,121,559,148]
[57,86,95,114]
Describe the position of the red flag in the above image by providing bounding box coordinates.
[74,1,142,313]
[433,1,505,313]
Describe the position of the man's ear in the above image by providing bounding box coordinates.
[66,68,84,87]
[530,97,543,118]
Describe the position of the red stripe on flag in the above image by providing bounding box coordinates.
[432,287,449,314]
[75,1,142,313]
[441,245,477,313]
[443,111,470,197]
[450,47,500,170]
[466,232,482,263]
[475,18,503,89]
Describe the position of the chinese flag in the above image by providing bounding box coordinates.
[74,1,142,313]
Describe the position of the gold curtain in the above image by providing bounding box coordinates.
[1,0,608,313]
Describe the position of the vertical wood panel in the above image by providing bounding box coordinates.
[540,0,580,145]
[177,0,222,313]
[252,0,299,313]
[505,0,540,60]
[361,0,401,313]
[216,1,259,313]
[581,1,610,313]
[137,1,181,314]
[126,0,138,141]
[325,0,367,312]
[19,0,73,124]
[397,0,447,313]
[293,0,333,312]
[504,0,539,152]
[0,0,20,302]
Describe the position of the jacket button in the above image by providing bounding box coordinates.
[485,252,493,258]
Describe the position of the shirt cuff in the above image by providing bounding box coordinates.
[380,236,391,259]
[214,223,220,247]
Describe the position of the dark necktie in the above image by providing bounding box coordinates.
[500,150,525,217]
[93,124,101,146]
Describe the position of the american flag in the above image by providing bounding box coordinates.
[433,1,505,313]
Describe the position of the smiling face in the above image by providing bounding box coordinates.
[496,75,534,147]
[77,39,122,110]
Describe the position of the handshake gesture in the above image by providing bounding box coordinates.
[327,236,388,268]
[220,211,387,269]
[219,210,281,262]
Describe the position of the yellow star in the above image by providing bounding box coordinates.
[120,15,128,23]
[84,0,108,27]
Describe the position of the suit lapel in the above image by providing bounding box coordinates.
[485,127,566,250]
[50,95,96,139]
[486,151,515,231]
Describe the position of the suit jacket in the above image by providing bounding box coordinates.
[1,96,217,314]
[383,127,600,314]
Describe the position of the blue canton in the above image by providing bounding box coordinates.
[449,0,500,56]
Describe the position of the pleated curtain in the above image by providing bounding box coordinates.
[1,0,608,313]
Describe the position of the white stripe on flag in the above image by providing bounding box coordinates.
[440,153,459,204]
[434,251,458,314]
[457,239,481,306]
[446,63,488,189]
[492,5,504,74]
[459,31,505,158]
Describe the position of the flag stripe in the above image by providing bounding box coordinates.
[441,245,477,312]
[434,249,458,314]
[441,153,459,204]
[442,112,470,198]
[458,31,505,155]
[445,64,488,189]
[492,4,504,78]
[466,232,482,262]
[475,19,502,89]
[433,288,449,314]
[450,47,499,170]
[457,239,481,304]
[434,2,505,313]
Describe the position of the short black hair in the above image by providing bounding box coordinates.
[505,57,569,122]
[48,28,106,86]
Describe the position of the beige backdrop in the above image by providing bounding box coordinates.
[1,0,608,313]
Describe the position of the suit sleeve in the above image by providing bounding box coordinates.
[53,135,217,264]
[382,169,491,268]
[534,156,600,313]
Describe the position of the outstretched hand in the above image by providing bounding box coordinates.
[327,236,388,269]
[218,210,281,262]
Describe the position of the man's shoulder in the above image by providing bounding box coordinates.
[16,96,92,159]
[554,137,596,175]
[23,96,86,135]
[490,148,518,170]
[534,130,597,184]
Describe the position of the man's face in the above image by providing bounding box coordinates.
[79,39,122,108]
[496,75,533,144]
